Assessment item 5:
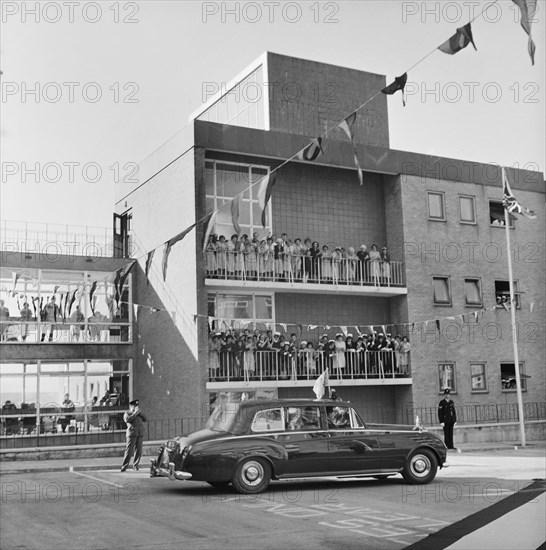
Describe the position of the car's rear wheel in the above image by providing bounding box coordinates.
[206,481,230,489]
[402,449,438,484]
[232,457,271,494]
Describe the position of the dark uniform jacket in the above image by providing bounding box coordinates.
[438,399,457,423]
[123,409,148,436]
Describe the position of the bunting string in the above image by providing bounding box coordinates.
[127,0,539,279]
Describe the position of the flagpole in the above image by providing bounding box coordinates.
[502,168,526,447]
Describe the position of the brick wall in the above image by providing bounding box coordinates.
[271,163,388,251]
[401,173,545,409]
[266,53,389,147]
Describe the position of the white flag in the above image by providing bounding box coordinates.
[313,368,329,400]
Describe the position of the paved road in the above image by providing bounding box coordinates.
[1,449,544,550]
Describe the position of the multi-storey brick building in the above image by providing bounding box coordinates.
[1,53,544,446]
[115,52,545,428]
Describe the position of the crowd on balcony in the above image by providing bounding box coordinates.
[208,328,411,382]
[0,297,123,343]
[204,232,396,285]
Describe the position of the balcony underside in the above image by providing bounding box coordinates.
[205,279,407,297]
[207,378,412,390]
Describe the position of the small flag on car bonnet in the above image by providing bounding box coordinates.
[381,73,408,106]
[313,369,330,400]
[438,22,477,54]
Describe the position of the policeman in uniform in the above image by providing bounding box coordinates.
[438,389,457,449]
[120,399,147,471]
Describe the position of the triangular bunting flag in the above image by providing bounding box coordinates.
[339,325,348,336]
[381,73,408,106]
[530,302,534,313]
[231,194,242,235]
[256,172,277,227]
[338,112,364,186]
[296,137,324,162]
[145,249,155,286]
[11,273,20,296]
[436,319,441,333]
[162,224,197,281]
[512,0,537,64]
[438,22,477,54]
[114,261,135,306]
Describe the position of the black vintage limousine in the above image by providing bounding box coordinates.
[150,398,447,494]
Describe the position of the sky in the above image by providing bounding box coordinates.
[1,0,544,231]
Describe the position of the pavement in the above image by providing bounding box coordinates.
[1,440,544,475]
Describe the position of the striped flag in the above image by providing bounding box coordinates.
[512,0,537,64]
[502,168,536,219]
[202,211,217,253]
[438,22,477,54]
[296,137,323,162]
[256,171,277,227]
[338,113,364,186]
[231,194,242,235]
[381,73,408,106]
[145,249,155,285]
[114,261,135,305]
[313,369,330,400]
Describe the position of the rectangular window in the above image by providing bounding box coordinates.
[208,292,274,330]
[495,280,520,309]
[427,192,445,221]
[489,201,515,228]
[251,408,284,433]
[465,278,482,306]
[285,406,321,431]
[500,362,526,392]
[470,363,487,392]
[433,276,451,305]
[459,195,476,224]
[205,160,271,239]
[438,363,456,393]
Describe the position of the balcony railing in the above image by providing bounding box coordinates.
[205,251,405,287]
[0,320,132,343]
[1,219,114,258]
[209,349,411,382]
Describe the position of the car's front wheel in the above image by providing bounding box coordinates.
[232,457,271,494]
[402,449,438,484]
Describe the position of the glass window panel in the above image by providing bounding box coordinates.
[237,108,249,128]
[217,294,252,319]
[215,164,250,198]
[1,364,25,374]
[465,279,482,305]
[215,224,234,239]
[238,201,252,225]
[217,98,228,123]
[255,295,273,320]
[460,196,475,223]
[40,363,68,373]
[471,363,486,391]
[87,362,114,374]
[205,164,214,196]
[433,277,450,304]
[428,192,444,219]
[248,102,258,128]
[206,197,215,213]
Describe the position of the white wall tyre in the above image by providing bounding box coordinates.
[402,449,438,484]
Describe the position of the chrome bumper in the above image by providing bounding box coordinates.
[150,459,192,481]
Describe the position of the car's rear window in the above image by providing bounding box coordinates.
[205,403,240,432]
[251,408,284,433]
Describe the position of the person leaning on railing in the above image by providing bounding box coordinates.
[17,298,33,342]
[0,299,10,342]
